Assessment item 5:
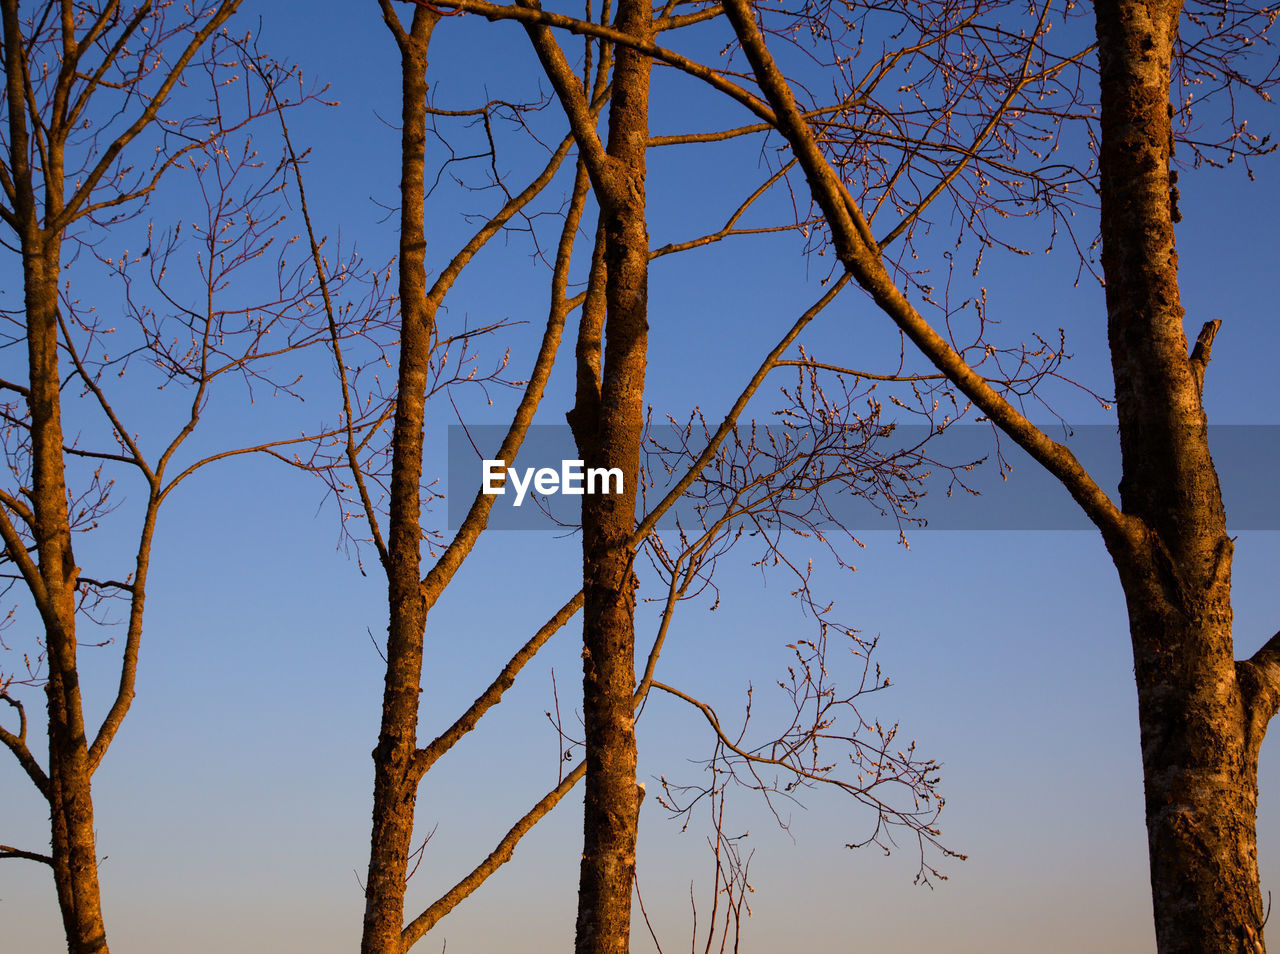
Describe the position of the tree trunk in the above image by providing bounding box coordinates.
[26,241,111,954]
[569,1,652,951]
[1095,0,1269,949]
[1,4,243,950]
[46,703,110,954]
[361,9,439,954]
[1114,560,1267,953]
[4,5,109,945]
[713,0,1276,948]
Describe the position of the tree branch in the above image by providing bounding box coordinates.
[411,591,584,778]
[0,843,53,865]
[1239,630,1280,734]
[0,499,58,635]
[425,0,775,125]
[422,149,590,601]
[401,759,587,947]
[52,0,243,232]
[271,64,391,568]
[515,0,613,190]
[1190,319,1222,399]
[0,692,50,796]
[718,0,1137,551]
[773,360,945,383]
[88,494,158,773]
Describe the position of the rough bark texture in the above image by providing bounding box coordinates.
[2,4,248,950]
[716,0,1278,949]
[358,7,600,948]
[361,9,439,954]
[29,250,108,952]
[1094,1,1268,950]
[1,3,108,945]
[565,2,652,951]
[28,245,110,954]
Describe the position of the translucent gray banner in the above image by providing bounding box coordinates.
[446,424,1279,532]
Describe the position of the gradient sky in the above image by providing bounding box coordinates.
[3,2,1280,952]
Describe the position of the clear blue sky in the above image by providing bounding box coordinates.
[3,2,1279,952]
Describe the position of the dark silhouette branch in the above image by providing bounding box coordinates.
[0,843,53,865]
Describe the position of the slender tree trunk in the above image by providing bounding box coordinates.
[26,241,111,954]
[46,710,109,954]
[2,4,242,950]
[567,1,652,951]
[1095,1,1269,949]
[4,5,108,944]
[361,9,439,954]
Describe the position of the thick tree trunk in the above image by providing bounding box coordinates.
[1115,563,1266,953]
[1095,0,1269,949]
[569,1,652,951]
[361,10,439,954]
[714,0,1275,948]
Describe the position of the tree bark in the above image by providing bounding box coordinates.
[361,9,439,954]
[1,4,240,950]
[713,0,1277,948]
[22,229,110,954]
[567,1,652,951]
[4,1,109,945]
[1094,1,1269,950]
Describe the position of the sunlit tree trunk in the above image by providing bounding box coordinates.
[1094,1,1274,949]
[5,1,106,945]
[360,8,439,954]
[26,246,110,954]
[715,0,1280,948]
[564,0,652,950]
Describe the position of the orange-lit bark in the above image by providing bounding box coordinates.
[718,0,1279,948]
[0,4,242,950]
[519,0,654,945]
[359,5,598,949]
[361,9,439,954]
[1095,2,1270,949]
[529,0,653,947]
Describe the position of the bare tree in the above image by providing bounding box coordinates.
[0,5,240,950]
[674,0,1280,949]
[305,1,1080,950]
[0,1,1149,950]
[517,0,658,948]
[0,8,369,950]
[346,5,602,951]
[408,0,1280,948]
[1088,3,1278,949]
[481,2,1093,949]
